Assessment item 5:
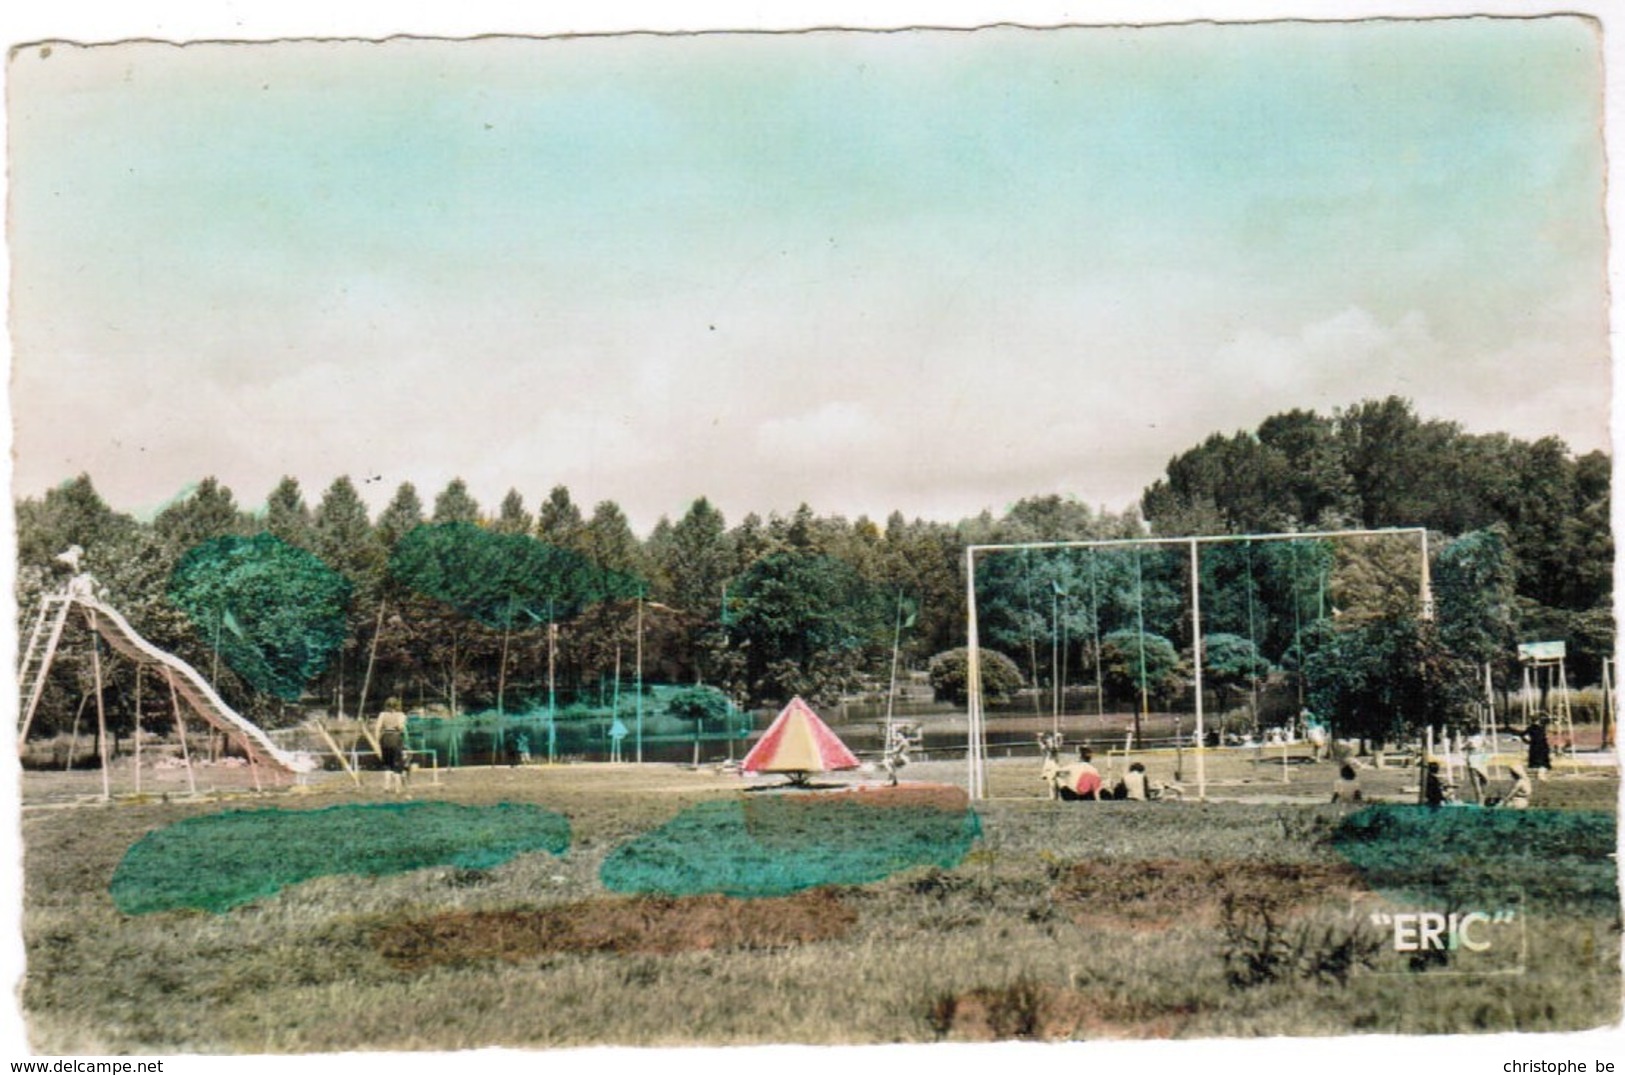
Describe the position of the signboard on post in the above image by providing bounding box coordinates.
[1517,641,1567,662]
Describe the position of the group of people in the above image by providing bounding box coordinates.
[1421,758,1532,809]
[1040,736,1173,802]
[1328,716,1552,809]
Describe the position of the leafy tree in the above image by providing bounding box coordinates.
[1328,533,1428,626]
[1255,408,1359,527]
[431,478,481,525]
[666,684,735,765]
[153,477,248,553]
[15,477,147,738]
[493,489,533,536]
[657,497,732,616]
[391,522,632,629]
[1303,617,1476,747]
[311,476,381,582]
[927,647,1023,706]
[729,511,778,569]
[262,476,313,549]
[376,482,426,551]
[1098,628,1182,710]
[16,473,139,570]
[1434,526,1518,677]
[389,522,640,711]
[580,500,647,591]
[1200,632,1271,711]
[167,534,352,701]
[725,551,888,707]
[880,513,964,664]
[536,484,586,552]
[308,476,386,716]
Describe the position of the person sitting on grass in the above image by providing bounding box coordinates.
[1497,764,1532,810]
[1423,760,1452,808]
[1057,745,1102,802]
[1465,734,1491,803]
[1115,761,1151,802]
[1330,763,1363,804]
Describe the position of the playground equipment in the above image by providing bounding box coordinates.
[741,696,859,786]
[1517,640,1577,764]
[964,527,1432,800]
[19,562,317,793]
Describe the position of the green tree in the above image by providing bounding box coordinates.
[667,684,734,765]
[431,478,481,525]
[376,482,426,551]
[927,647,1023,706]
[311,476,381,583]
[1199,632,1271,712]
[15,476,144,738]
[581,500,647,590]
[262,476,314,549]
[389,522,639,711]
[1303,617,1476,748]
[725,551,888,707]
[1099,628,1182,709]
[153,477,248,553]
[16,474,139,570]
[536,485,586,552]
[493,489,533,536]
[1434,526,1518,678]
[658,497,732,616]
[167,534,352,701]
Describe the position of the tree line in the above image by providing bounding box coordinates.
[14,396,1612,749]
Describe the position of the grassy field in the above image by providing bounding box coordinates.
[16,752,1621,1052]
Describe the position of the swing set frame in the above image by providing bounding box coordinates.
[963,526,1433,800]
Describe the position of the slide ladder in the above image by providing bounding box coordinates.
[18,594,74,747]
[17,586,315,774]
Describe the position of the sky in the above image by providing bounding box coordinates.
[6,13,1612,536]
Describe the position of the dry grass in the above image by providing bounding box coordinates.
[372,889,858,969]
[1054,859,1369,930]
[16,755,1621,1052]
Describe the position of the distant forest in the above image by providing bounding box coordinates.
[15,396,1613,746]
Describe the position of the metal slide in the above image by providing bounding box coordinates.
[24,591,316,774]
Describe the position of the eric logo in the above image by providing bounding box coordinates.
[1368,910,1518,952]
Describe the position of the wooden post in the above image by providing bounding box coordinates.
[356,599,387,730]
[64,694,89,771]
[166,669,198,797]
[133,665,143,796]
[1421,726,1433,805]
[88,616,111,802]
[310,720,360,787]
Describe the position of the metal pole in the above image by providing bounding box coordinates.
[547,620,558,763]
[1090,552,1103,722]
[1134,548,1148,746]
[88,613,111,802]
[1419,530,1434,620]
[612,645,623,763]
[965,547,984,800]
[1051,587,1060,734]
[1190,539,1206,802]
[635,594,644,764]
[133,664,143,796]
[885,592,904,745]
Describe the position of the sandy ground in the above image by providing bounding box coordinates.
[19,736,1617,811]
